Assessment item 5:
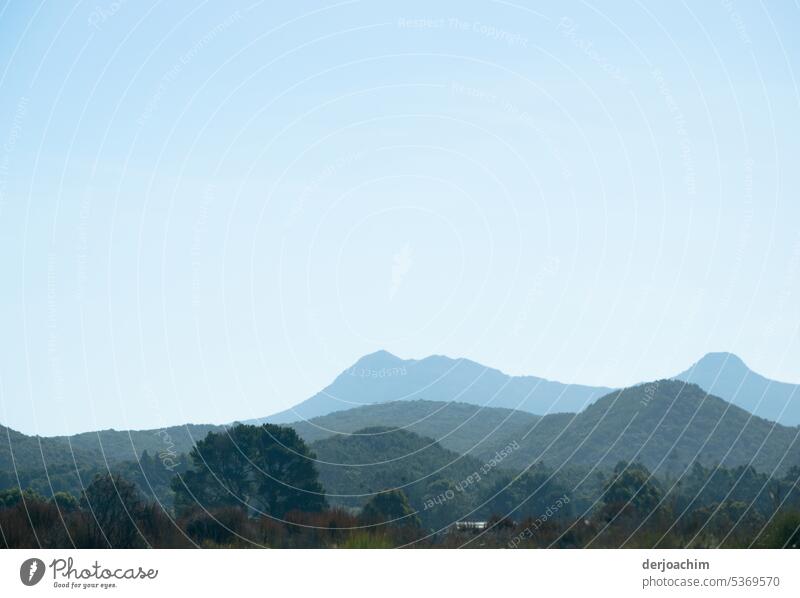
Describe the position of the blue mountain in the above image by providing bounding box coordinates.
[258,349,800,427]
[674,351,800,426]
[257,350,613,424]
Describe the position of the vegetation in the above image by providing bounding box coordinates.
[290,400,540,454]
[493,380,800,475]
[172,424,326,518]
[2,453,798,548]
[360,490,421,528]
[2,381,800,548]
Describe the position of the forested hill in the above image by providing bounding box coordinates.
[0,422,222,492]
[291,399,540,455]
[499,380,800,475]
[310,426,557,529]
[3,380,799,499]
[52,423,224,463]
[294,381,800,476]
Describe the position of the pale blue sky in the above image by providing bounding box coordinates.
[1,1,799,435]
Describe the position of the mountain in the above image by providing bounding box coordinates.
[494,379,800,475]
[52,423,224,463]
[675,352,800,426]
[261,349,799,428]
[1,424,104,472]
[0,422,223,497]
[294,380,800,476]
[3,422,225,473]
[258,350,613,423]
[1,424,105,494]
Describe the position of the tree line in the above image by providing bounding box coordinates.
[1,423,799,548]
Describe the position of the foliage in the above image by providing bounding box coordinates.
[172,424,326,518]
[361,490,420,527]
[476,463,573,522]
[50,491,79,512]
[600,461,664,521]
[759,512,800,548]
[81,473,146,548]
[312,426,509,529]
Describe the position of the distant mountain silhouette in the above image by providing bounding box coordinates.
[257,350,799,427]
[4,377,799,504]
[257,350,613,423]
[674,352,800,426]
[4,350,797,490]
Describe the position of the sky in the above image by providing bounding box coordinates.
[0,0,799,435]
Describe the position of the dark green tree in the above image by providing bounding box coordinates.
[599,461,663,521]
[479,464,572,523]
[172,424,326,518]
[759,512,800,548]
[360,490,420,527]
[0,487,44,509]
[81,473,145,548]
[50,491,79,512]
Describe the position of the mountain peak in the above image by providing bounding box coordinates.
[352,349,402,366]
[694,352,749,371]
[675,352,752,384]
[671,351,800,425]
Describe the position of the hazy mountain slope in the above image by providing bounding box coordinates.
[1,423,189,503]
[290,399,539,457]
[259,350,613,423]
[53,423,224,464]
[675,352,800,426]
[503,380,800,475]
[297,380,800,476]
[0,424,107,494]
[1,424,105,471]
[0,424,224,484]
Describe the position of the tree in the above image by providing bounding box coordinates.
[50,491,79,512]
[81,473,145,548]
[599,461,662,521]
[172,424,326,518]
[480,464,572,523]
[360,490,420,527]
[760,512,800,548]
[0,487,44,509]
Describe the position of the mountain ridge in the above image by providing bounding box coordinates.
[294,379,800,475]
[256,349,799,427]
[256,350,615,424]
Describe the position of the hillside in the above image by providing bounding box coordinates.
[0,424,105,494]
[4,377,798,511]
[294,380,800,476]
[502,380,800,474]
[1,422,221,499]
[310,427,559,528]
[53,423,224,463]
[291,399,540,457]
